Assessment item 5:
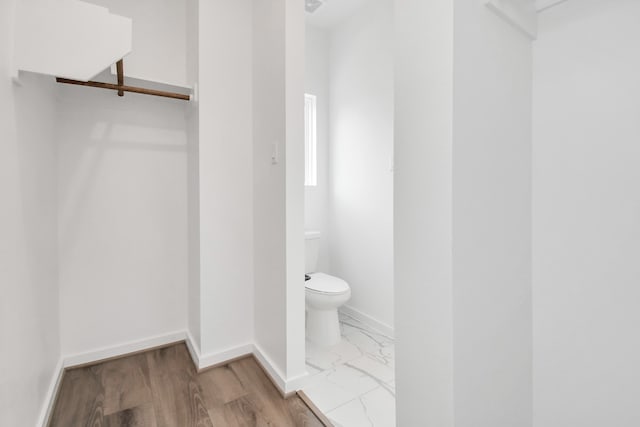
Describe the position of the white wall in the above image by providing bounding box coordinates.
[533,1,640,425]
[254,0,306,389]
[253,0,288,376]
[394,0,455,424]
[304,26,331,273]
[453,1,533,426]
[186,0,200,349]
[328,0,395,330]
[56,0,191,357]
[196,0,254,357]
[57,86,188,356]
[86,0,187,86]
[395,1,533,425]
[284,0,307,385]
[0,4,60,425]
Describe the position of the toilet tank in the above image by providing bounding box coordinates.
[305,231,321,273]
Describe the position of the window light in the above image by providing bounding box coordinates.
[304,94,317,187]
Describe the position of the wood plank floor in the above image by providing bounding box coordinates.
[49,343,325,427]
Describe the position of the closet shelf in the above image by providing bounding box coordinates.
[14,0,132,82]
[56,59,192,101]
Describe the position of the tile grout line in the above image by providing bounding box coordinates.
[304,318,396,425]
[342,361,395,397]
[324,384,386,418]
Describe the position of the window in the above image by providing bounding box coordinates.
[304,94,317,187]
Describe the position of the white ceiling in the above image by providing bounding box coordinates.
[304,0,566,30]
[305,0,369,29]
[536,0,569,12]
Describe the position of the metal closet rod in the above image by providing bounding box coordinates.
[55,59,190,101]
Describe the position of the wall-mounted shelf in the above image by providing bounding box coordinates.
[56,59,192,101]
[14,0,132,81]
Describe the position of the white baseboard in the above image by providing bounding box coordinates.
[43,331,307,423]
[62,330,187,368]
[40,331,187,426]
[186,335,307,395]
[184,330,201,368]
[253,342,307,396]
[252,343,287,393]
[37,357,63,427]
[283,370,310,394]
[340,305,395,339]
[184,331,253,372]
[198,344,254,371]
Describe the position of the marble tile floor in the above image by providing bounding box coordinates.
[303,312,396,427]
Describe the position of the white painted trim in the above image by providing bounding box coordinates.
[284,371,310,394]
[184,331,254,372]
[184,330,201,368]
[37,358,64,427]
[252,343,308,395]
[190,338,307,393]
[198,344,254,371]
[340,305,395,339]
[536,0,569,12]
[252,343,288,393]
[62,331,187,368]
[43,333,308,423]
[484,0,538,40]
[192,340,311,394]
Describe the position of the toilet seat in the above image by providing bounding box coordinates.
[305,272,350,295]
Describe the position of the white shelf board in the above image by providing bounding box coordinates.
[14,0,132,81]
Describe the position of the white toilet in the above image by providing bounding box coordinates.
[305,231,351,347]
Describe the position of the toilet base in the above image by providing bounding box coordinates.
[306,307,341,347]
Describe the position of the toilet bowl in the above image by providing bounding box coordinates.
[305,232,351,347]
[305,273,351,346]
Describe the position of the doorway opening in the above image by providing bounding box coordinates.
[298,0,395,425]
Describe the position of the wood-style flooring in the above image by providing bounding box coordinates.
[48,343,325,427]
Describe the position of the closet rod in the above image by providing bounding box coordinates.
[55,77,191,101]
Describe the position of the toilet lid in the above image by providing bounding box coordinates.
[306,273,350,294]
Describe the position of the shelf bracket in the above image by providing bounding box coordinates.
[55,59,191,101]
[116,59,124,96]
